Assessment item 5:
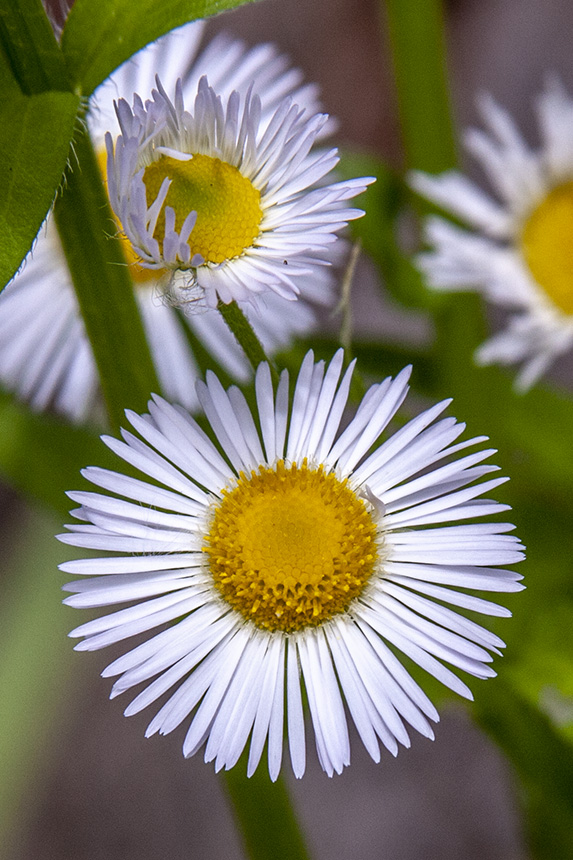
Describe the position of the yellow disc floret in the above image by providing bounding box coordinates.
[204,461,380,633]
[143,153,263,264]
[521,180,573,315]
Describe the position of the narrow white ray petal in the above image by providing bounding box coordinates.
[387,575,513,616]
[287,640,306,778]
[182,627,252,756]
[247,635,284,777]
[326,623,381,761]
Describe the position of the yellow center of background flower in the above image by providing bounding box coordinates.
[97,148,157,285]
[204,461,379,633]
[521,180,573,315]
[143,153,263,264]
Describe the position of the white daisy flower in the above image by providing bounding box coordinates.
[0,22,337,421]
[59,350,524,779]
[105,68,372,308]
[410,78,573,390]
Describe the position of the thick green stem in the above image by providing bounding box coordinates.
[54,124,161,431]
[382,0,456,173]
[217,300,279,384]
[382,0,485,398]
[223,767,310,860]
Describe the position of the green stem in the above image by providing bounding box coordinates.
[382,0,457,172]
[54,123,161,432]
[223,767,310,860]
[217,300,279,384]
[382,0,485,397]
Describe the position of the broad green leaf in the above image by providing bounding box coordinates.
[54,126,161,432]
[0,53,79,289]
[0,391,116,518]
[62,0,259,97]
[0,0,70,93]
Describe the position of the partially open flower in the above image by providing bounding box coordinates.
[106,73,372,307]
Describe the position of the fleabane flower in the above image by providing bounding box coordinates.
[59,350,524,780]
[0,23,337,421]
[106,74,372,307]
[410,78,573,390]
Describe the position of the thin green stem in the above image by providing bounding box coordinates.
[223,767,310,860]
[54,123,161,432]
[217,300,279,384]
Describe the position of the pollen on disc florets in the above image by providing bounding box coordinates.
[203,460,381,633]
[521,180,573,315]
[143,152,263,265]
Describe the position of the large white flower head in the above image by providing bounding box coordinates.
[59,350,524,780]
[410,78,573,391]
[0,23,337,421]
[106,71,372,308]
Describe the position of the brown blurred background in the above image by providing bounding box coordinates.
[5,0,573,857]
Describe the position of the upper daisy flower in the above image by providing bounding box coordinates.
[106,73,373,307]
[410,78,573,390]
[59,350,524,780]
[0,23,338,421]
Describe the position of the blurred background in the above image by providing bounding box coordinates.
[3,0,573,857]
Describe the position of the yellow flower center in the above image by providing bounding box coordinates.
[521,180,573,315]
[97,148,156,285]
[143,153,263,264]
[204,461,380,633]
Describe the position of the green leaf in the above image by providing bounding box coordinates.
[0,0,70,94]
[0,392,116,518]
[54,125,161,432]
[62,0,260,97]
[0,54,79,289]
